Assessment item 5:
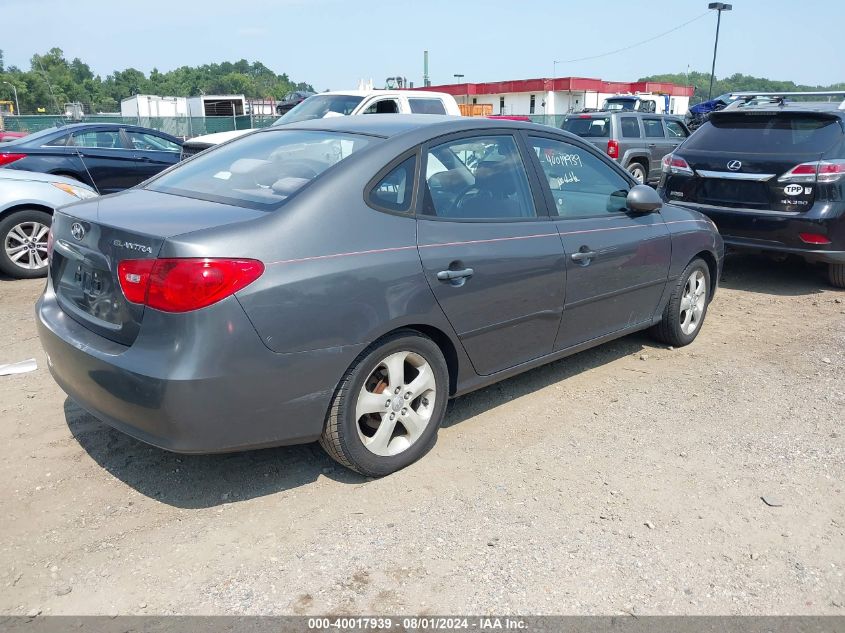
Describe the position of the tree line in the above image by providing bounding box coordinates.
[640,70,845,105]
[0,48,314,115]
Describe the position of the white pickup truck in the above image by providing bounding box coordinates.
[181,89,461,157]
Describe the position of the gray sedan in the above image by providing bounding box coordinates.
[37,115,723,476]
[0,169,97,278]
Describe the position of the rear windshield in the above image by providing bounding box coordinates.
[273,94,365,125]
[684,113,843,153]
[147,130,374,209]
[562,117,611,138]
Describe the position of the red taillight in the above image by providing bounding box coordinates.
[798,233,831,245]
[780,160,845,184]
[607,139,619,159]
[661,153,693,176]
[0,152,26,167]
[118,258,264,312]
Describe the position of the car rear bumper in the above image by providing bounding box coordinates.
[36,286,362,453]
[670,202,845,264]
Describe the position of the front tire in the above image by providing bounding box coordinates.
[320,330,449,477]
[0,209,52,279]
[651,258,711,347]
[829,263,845,289]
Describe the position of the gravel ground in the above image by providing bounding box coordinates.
[1,254,843,616]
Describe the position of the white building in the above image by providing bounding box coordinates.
[419,76,694,116]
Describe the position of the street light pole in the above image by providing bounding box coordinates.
[707,2,732,101]
[2,81,20,115]
[453,74,465,106]
[552,61,560,117]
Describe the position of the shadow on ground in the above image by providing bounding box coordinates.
[65,334,650,509]
[719,252,831,297]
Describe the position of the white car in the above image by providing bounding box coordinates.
[181,90,461,157]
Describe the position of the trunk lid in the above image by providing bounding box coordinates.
[50,189,268,345]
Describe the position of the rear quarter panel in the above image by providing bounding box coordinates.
[660,202,724,295]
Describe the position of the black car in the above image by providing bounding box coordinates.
[276,91,315,115]
[0,123,182,194]
[658,91,845,288]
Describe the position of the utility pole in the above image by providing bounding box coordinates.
[707,3,732,101]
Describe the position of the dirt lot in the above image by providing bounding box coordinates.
[1,254,843,616]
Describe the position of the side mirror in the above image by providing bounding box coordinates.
[627,184,663,213]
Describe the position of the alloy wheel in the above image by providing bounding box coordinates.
[679,270,707,335]
[355,350,437,457]
[4,221,50,271]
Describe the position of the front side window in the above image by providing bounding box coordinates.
[530,136,629,218]
[148,130,374,210]
[620,117,641,138]
[643,119,665,138]
[664,120,688,139]
[127,131,181,152]
[71,130,122,149]
[408,98,447,115]
[369,155,416,212]
[423,135,536,220]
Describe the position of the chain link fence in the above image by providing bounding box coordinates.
[0,114,282,139]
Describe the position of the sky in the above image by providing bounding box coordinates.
[3,0,844,90]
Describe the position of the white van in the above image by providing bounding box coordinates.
[181,90,461,157]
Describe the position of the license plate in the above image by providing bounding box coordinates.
[73,264,106,297]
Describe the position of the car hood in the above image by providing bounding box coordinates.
[184,129,252,147]
[0,168,97,190]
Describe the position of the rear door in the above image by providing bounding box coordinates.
[641,117,672,180]
[70,128,139,193]
[416,131,566,376]
[525,133,671,350]
[122,129,182,183]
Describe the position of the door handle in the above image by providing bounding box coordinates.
[571,250,597,263]
[647,143,657,148]
[436,268,474,281]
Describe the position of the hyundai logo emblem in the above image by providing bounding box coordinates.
[727,160,742,171]
[70,222,86,241]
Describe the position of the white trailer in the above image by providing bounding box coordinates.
[120,95,189,118]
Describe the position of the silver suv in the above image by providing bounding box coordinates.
[562,112,690,184]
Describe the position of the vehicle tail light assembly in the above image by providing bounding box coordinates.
[46,224,55,260]
[118,258,264,312]
[661,153,694,176]
[0,152,26,167]
[779,160,845,184]
[798,233,831,245]
[606,139,619,159]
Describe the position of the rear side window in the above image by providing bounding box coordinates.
[408,98,447,115]
[562,117,611,138]
[72,130,122,148]
[369,155,416,213]
[684,113,843,153]
[148,130,374,210]
[642,119,665,138]
[42,134,70,147]
[620,117,641,138]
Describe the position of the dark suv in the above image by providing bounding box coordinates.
[562,112,689,184]
[657,92,845,288]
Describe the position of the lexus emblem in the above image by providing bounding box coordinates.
[727,160,742,171]
[70,222,86,241]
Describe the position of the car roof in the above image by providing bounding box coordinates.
[264,114,550,139]
[718,101,845,116]
[318,89,452,99]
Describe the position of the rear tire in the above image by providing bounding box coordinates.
[650,258,711,347]
[319,330,449,477]
[0,209,52,279]
[627,161,648,184]
[829,263,845,289]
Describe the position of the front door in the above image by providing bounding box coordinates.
[416,133,566,376]
[122,129,182,184]
[525,134,671,350]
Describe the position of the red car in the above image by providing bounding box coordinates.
[0,131,27,143]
